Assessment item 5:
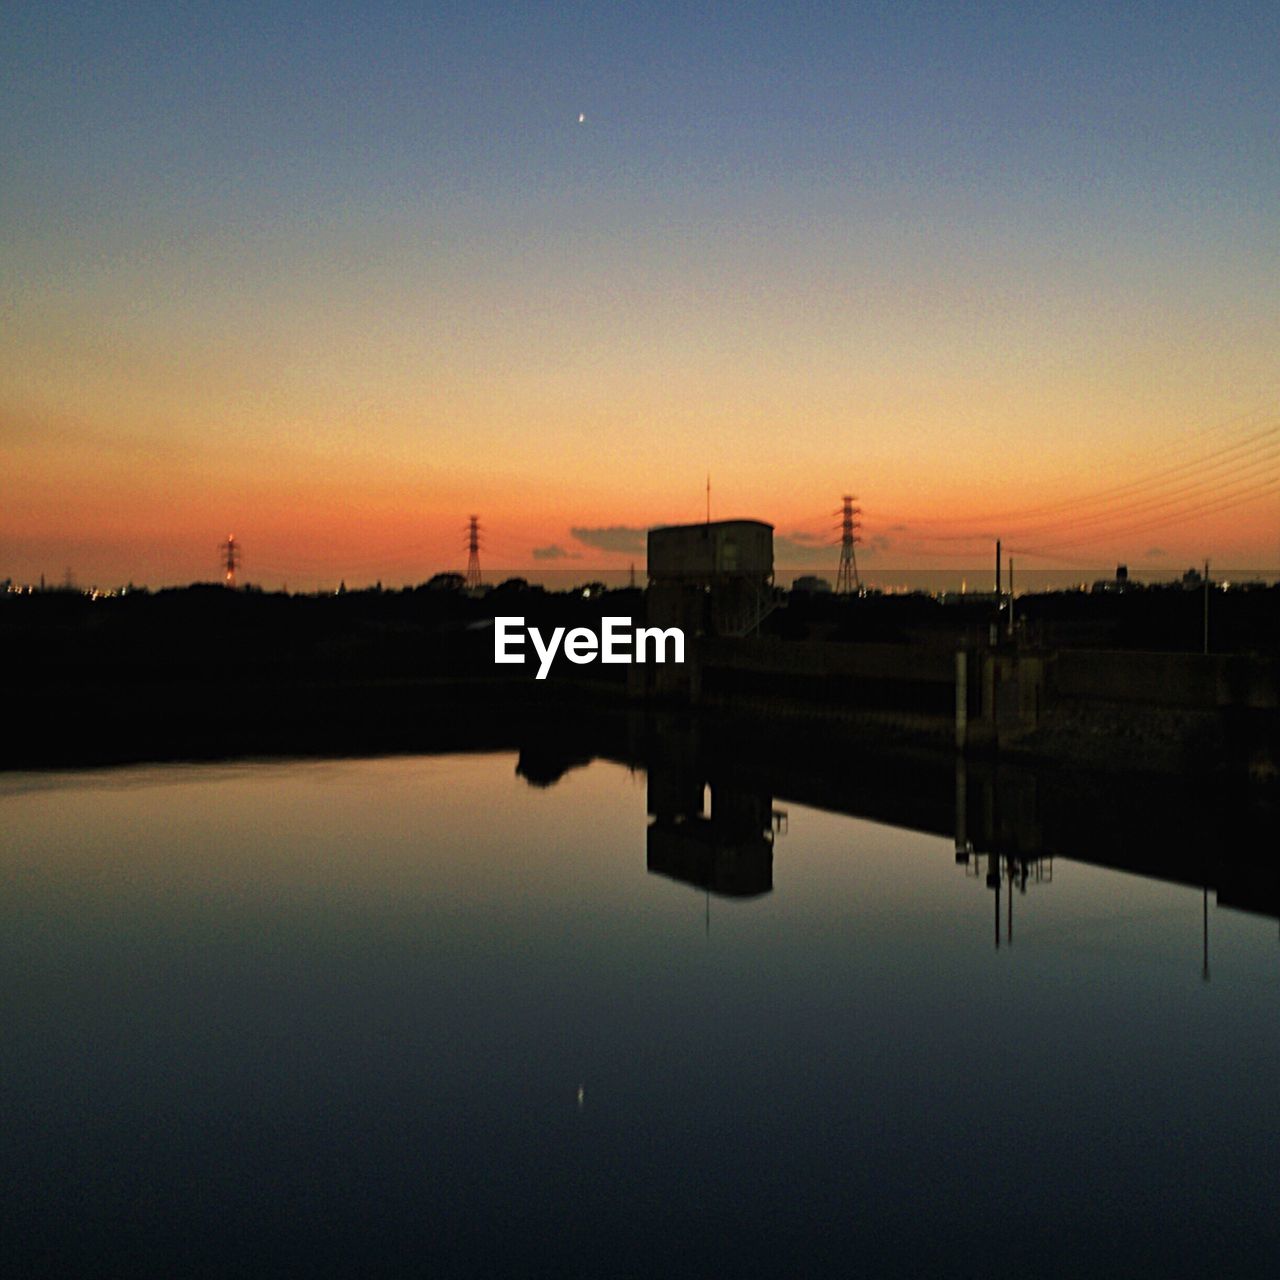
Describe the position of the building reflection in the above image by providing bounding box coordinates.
[955,847,1054,949]
[954,756,1054,948]
[510,713,1277,950]
[646,761,786,899]
[948,753,1275,962]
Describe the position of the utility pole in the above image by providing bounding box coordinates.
[992,539,1002,645]
[1202,885,1210,982]
[1007,557,1015,639]
[1203,559,1210,655]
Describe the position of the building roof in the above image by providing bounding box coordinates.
[648,518,774,533]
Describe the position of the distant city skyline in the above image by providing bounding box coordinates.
[3,3,1278,586]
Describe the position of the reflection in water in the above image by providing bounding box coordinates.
[506,712,1278,940]
[645,762,784,900]
[955,846,1055,950]
[2,731,1277,1278]
[513,712,1276,973]
[1204,885,1211,982]
[953,750,1056,949]
[515,741,593,789]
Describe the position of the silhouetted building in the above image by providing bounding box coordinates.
[1092,564,1132,594]
[647,519,774,638]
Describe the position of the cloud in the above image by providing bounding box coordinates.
[570,525,648,554]
[1144,547,1168,559]
[773,530,893,564]
[567,523,894,566]
[774,533,835,566]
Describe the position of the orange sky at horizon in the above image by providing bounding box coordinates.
[4,222,1277,587]
[3,322,1280,588]
[4,373,1278,589]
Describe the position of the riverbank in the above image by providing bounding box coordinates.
[3,583,1277,782]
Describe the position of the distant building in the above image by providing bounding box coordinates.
[1092,564,1132,594]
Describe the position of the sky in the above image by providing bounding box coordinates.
[3,1,1278,588]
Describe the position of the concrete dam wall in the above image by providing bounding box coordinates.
[633,636,1279,780]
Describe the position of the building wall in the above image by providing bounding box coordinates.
[1048,649,1278,711]
[647,520,773,583]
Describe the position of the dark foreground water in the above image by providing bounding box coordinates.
[2,754,1276,1278]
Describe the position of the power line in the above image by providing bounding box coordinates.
[890,418,1279,531]
[911,438,1280,546]
[1008,477,1280,556]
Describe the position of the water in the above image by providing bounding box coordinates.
[2,754,1276,1277]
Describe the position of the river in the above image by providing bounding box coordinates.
[2,751,1277,1277]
